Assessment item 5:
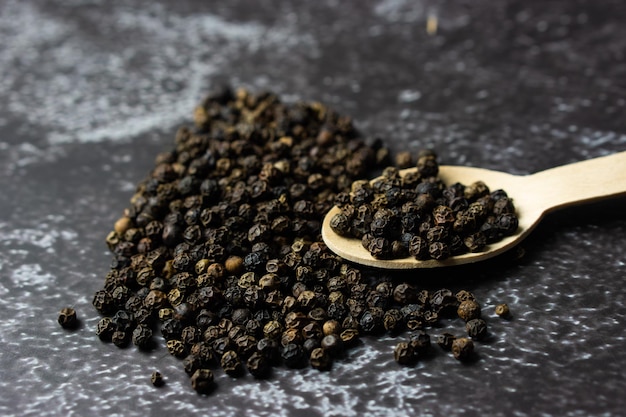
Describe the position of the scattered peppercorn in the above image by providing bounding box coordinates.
[437,333,456,351]
[457,300,482,322]
[495,303,511,318]
[58,307,78,329]
[310,347,332,371]
[465,318,488,340]
[151,371,164,387]
[451,337,475,361]
[190,369,215,394]
[394,342,415,365]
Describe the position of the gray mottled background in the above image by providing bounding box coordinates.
[1,0,625,416]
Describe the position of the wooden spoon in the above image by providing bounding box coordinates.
[322,151,626,269]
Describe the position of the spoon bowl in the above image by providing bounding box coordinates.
[322,151,626,269]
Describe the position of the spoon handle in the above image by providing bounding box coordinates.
[526,151,626,212]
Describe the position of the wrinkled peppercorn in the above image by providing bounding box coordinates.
[96,317,115,342]
[282,343,308,369]
[437,333,456,351]
[190,369,215,394]
[408,331,431,358]
[151,371,164,387]
[466,318,488,340]
[246,352,271,379]
[58,307,78,329]
[394,342,414,365]
[132,324,153,349]
[451,337,475,361]
[310,347,332,371]
[457,300,482,322]
[221,350,244,377]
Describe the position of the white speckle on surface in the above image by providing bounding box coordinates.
[0,0,319,147]
[11,263,56,286]
[398,89,422,103]
[0,226,78,250]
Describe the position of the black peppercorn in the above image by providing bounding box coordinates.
[320,334,343,357]
[437,333,456,351]
[451,337,474,361]
[457,300,481,322]
[161,318,183,340]
[246,352,271,379]
[96,317,115,342]
[257,338,281,366]
[151,371,164,387]
[329,213,351,236]
[428,241,450,260]
[190,369,215,394]
[132,324,153,349]
[58,307,78,329]
[182,354,203,376]
[393,283,417,304]
[394,342,415,365]
[166,339,186,357]
[112,330,130,348]
[408,236,429,260]
[310,347,332,371]
[409,331,431,357]
[466,318,488,340]
[281,343,307,369]
[220,350,244,377]
[359,308,385,334]
[93,290,116,315]
[495,303,511,318]
[383,309,404,334]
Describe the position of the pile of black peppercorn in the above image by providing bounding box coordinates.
[329,153,519,260]
[90,87,503,394]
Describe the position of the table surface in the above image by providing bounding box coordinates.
[1,1,625,416]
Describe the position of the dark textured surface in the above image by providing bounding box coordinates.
[1,1,625,416]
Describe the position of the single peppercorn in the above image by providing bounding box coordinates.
[322,320,341,336]
[58,307,78,329]
[394,342,415,365]
[190,369,215,394]
[320,334,343,358]
[112,330,130,348]
[246,352,271,379]
[409,331,431,358]
[183,354,203,376]
[466,318,488,340]
[451,337,475,361]
[437,333,456,351]
[310,347,332,371]
[93,290,115,315]
[151,371,164,387]
[132,324,153,349]
[257,338,281,366]
[383,309,404,334]
[281,343,307,369]
[221,350,244,377]
[329,213,351,236]
[96,317,115,342]
[457,300,482,322]
[495,303,511,318]
[166,339,186,358]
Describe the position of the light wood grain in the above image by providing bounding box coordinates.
[321,151,626,269]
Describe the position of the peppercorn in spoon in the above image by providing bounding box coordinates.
[322,151,626,269]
